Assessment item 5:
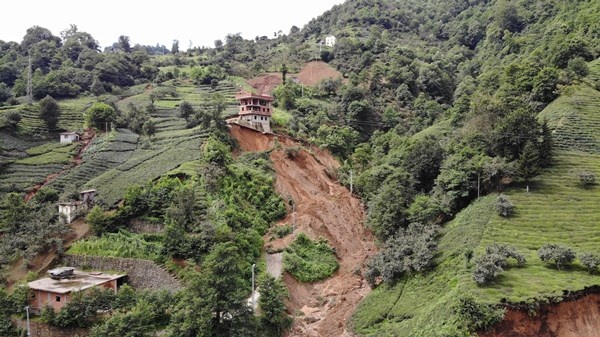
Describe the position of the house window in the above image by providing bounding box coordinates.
[56,296,61,302]
[254,116,257,120]
[241,107,244,111]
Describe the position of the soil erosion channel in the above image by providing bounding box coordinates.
[230,125,376,337]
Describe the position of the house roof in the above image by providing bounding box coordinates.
[235,93,274,101]
[80,189,97,194]
[28,270,126,294]
[60,132,80,136]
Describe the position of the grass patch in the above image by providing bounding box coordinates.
[16,143,78,165]
[283,233,339,282]
[68,230,163,261]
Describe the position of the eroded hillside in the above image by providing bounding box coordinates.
[230,124,376,337]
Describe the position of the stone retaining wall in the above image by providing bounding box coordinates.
[61,255,182,292]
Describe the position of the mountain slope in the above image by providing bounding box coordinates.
[230,124,376,337]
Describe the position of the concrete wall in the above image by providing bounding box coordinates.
[61,255,182,292]
[13,318,87,337]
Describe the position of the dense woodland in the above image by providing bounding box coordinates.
[1,0,600,336]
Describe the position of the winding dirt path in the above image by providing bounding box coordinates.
[25,129,96,202]
[230,124,376,337]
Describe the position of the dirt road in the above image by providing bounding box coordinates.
[230,124,376,337]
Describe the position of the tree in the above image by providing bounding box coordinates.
[171,39,179,54]
[579,252,600,274]
[258,275,292,336]
[0,83,11,103]
[86,205,109,235]
[473,244,525,285]
[39,95,60,130]
[179,101,194,120]
[567,57,589,80]
[532,67,559,103]
[168,242,255,337]
[516,141,540,191]
[495,0,523,32]
[85,102,115,130]
[142,119,157,138]
[90,77,105,100]
[538,243,575,269]
[280,63,288,85]
[494,194,514,217]
[117,35,131,53]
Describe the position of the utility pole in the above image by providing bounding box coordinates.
[477,172,480,199]
[251,264,256,313]
[25,306,31,337]
[27,55,33,105]
[350,169,353,195]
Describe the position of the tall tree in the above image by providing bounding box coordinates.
[517,140,540,192]
[39,95,60,130]
[90,77,105,100]
[117,35,131,53]
[171,39,179,54]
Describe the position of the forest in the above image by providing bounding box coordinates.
[1,0,600,336]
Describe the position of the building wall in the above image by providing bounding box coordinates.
[62,255,182,292]
[60,135,79,143]
[32,290,68,312]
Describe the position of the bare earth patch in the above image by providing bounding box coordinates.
[230,124,376,337]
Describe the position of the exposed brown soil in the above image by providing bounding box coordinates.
[481,293,600,337]
[295,61,343,87]
[247,61,343,96]
[248,73,282,95]
[6,218,90,287]
[24,128,96,202]
[230,124,376,337]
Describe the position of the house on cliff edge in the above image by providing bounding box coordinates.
[234,92,274,133]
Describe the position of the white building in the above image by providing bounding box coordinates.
[60,132,80,143]
[325,35,337,47]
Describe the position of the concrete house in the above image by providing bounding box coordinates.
[28,268,126,312]
[235,93,274,133]
[325,35,336,47]
[60,132,80,143]
[58,189,97,224]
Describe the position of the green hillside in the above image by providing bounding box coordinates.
[353,73,600,335]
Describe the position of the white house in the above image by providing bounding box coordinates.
[58,202,80,224]
[60,132,80,143]
[325,35,336,47]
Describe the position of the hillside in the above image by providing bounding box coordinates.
[2,0,600,336]
[231,125,376,337]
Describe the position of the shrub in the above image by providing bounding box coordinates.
[579,252,600,274]
[455,294,505,332]
[365,223,438,286]
[571,169,596,187]
[538,243,576,269]
[473,244,526,285]
[284,233,339,282]
[272,224,293,238]
[494,194,514,217]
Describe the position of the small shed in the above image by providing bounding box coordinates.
[80,189,96,205]
[60,132,80,143]
[58,201,80,224]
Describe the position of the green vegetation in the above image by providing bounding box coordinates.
[67,230,163,261]
[284,233,339,282]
